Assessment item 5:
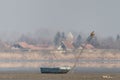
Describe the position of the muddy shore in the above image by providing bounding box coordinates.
[0,72,119,80]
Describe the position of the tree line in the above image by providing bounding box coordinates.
[1,31,120,49]
[53,32,120,49]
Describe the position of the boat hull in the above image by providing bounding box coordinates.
[40,67,71,74]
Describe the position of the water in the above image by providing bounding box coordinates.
[0,59,120,63]
[0,67,120,73]
[0,59,120,73]
[74,67,120,73]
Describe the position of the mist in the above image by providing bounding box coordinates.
[0,0,120,41]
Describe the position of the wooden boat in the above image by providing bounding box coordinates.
[40,66,71,73]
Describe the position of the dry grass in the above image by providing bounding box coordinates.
[0,49,120,68]
[1,49,120,60]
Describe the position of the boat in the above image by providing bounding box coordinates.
[40,66,71,73]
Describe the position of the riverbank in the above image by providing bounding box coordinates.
[0,49,119,80]
[0,72,119,80]
[1,49,120,60]
[0,49,120,68]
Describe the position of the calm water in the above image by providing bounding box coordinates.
[0,67,120,73]
[0,59,120,63]
[0,59,120,73]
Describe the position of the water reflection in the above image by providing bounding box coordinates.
[0,59,119,73]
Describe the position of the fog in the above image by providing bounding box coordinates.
[0,0,120,40]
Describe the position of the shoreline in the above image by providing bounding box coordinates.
[0,72,119,80]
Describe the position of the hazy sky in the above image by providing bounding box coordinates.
[0,0,120,39]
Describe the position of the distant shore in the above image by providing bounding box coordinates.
[0,49,119,68]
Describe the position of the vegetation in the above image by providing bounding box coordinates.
[1,31,120,50]
[53,32,61,47]
[73,34,82,49]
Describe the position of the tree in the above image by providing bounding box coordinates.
[89,36,99,48]
[18,34,36,45]
[73,34,82,48]
[54,32,61,47]
[61,32,66,41]
[99,37,115,49]
[116,34,120,41]
[115,34,120,49]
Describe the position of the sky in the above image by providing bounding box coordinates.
[0,0,120,40]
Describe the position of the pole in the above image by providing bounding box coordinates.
[69,31,95,73]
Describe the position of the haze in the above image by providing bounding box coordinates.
[0,0,119,40]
